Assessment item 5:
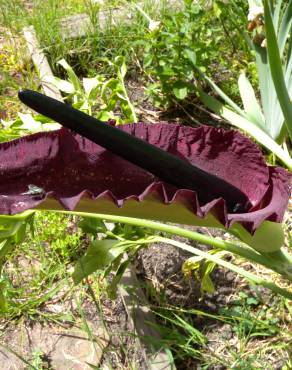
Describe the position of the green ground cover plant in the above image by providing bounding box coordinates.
[47,57,137,122]
[138,0,252,107]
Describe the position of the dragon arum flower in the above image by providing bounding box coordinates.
[0,121,290,253]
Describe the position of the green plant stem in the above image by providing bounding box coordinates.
[53,211,292,282]
[155,236,292,300]
[0,210,35,221]
[262,249,292,278]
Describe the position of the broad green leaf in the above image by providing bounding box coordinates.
[116,91,128,101]
[97,111,115,122]
[198,90,292,169]
[78,218,106,235]
[18,113,42,132]
[101,78,118,101]
[231,221,284,253]
[184,250,228,294]
[173,81,188,100]
[238,72,266,130]
[83,77,102,98]
[72,239,128,284]
[185,49,196,66]
[45,76,75,94]
[253,46,272,131]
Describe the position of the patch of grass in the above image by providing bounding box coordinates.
[0,212,83,320]
[0,35,39,121]
[138,271,291,369]
[0,0,27,32]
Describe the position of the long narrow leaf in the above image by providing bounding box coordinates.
[264,0,292,141]
[274,0,283,32]
[157,236,292,300]
[238,72,266,130]
[58,59,82,92]
[254,46,271,126]
[198,90,292,169]
[193,66,247,117]
[278,0,292,56]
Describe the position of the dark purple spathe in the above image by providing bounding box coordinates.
[0,123,290,233]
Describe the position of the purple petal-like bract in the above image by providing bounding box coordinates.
[0,123,290,233]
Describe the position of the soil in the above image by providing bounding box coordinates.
[135,226,291,370]
[0,290,147,370]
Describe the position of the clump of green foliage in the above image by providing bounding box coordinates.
[138,0,252,107]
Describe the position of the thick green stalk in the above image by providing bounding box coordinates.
[0,210,35,221]
[54,211,292,282]
[262,249,292,278]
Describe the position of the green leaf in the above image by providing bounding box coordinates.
[231,221,285,253]
[185,49,196,66]
[278,0,292,56]
[82,77,102,98]
[246,297,259,305]
[195,67,247,117]
[201,273,215,294]
[213,1,222,17]
[58,59,82,92]
[156,236,292,300]
[264,0,292,141]
[173,81,188,100]
[106,258,130,299]
[45,76,75,94]
[101,78,118,101]
[198,90,292,169]
[238,72,266,130]
[18,113,42,132]
[120,58,127,79]
[78,218,106,235]
[0,281,8,312]
[72,239,128,284]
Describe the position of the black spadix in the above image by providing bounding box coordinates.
[18,89,251,213]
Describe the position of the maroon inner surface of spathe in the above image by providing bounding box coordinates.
[0,123,290,233]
